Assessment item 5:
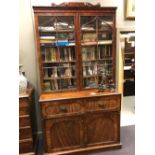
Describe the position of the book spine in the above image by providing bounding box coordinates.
[68,48,72,61]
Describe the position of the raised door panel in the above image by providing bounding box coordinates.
[85,111,120,146]
[44,116,83,153]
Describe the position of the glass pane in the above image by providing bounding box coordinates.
[38,16,76,92]
[80,16,114,89]
[98,16,113,31]
[81,46,98,88]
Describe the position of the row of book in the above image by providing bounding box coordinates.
[83,77,98,88]
[98,45,112,59]
[81,40,112,46]
[44,64,76,78]
[82,62,112,77]
[41,40,75,47]
[82,32,112,42]
[83,64,98,77]
[81,45,112,60]
[40,33,74,41]
[39,23,74,32]
[44,79,76,91]
[42,47,76,62]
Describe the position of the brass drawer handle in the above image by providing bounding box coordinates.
[59,106,68,113]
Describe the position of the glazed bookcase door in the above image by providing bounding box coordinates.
[38,15,77,92]
[44,116,83,152]
[80,15,114,89]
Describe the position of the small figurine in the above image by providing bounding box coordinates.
[98,84,106,92]
[108,79,115,91]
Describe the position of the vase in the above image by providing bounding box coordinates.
[19,64,27,95]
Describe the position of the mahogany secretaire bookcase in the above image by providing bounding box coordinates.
[33,2,122,154]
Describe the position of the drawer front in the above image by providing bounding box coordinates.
[19,127,32,140]
[19,107,30,116]
[19,139,33,153]
[42,100,81,117]
[19,116,31,127]
[19,98,30,108]
[84,96,120,112]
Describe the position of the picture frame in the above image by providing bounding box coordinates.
[125,0,135,20]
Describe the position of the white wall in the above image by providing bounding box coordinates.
[19,0,40,93]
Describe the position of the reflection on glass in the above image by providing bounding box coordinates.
[38,16,77,92]
[81,16,114,89]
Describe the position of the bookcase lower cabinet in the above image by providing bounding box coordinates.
[40,91,122,154]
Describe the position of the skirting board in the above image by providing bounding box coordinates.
[44,143,122,155]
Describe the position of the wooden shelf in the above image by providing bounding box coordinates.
[44,76,76,80]
[40,29,74,33]
[43,60,76,64]
[81,40,112,46]
[124,52,134,55]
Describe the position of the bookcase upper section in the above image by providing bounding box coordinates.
[33,3,117,93]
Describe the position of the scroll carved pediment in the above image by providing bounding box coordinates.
[51,2,101,7]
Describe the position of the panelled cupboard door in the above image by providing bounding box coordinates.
[44,116,83,152]
[85,111,120,146]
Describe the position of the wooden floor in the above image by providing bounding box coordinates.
[20,152,35,155]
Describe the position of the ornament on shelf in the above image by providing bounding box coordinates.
[19,64,28,95]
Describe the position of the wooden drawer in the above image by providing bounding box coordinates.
[19,139,33,153]
[41,99,82,118]
[19,115,31,127]
[19,98,31,108]
[19,107,30,116]
[84,96,120,112]
[19,126,32,140]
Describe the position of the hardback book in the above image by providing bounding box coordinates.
[56,48,60,61]
[50,48,56,62]
[51,67,58,78]
[51,80,58,90]
[82,47,87,60]
[40,36,55,40]
[54,22,68,29]
[82,33,97,42]
[40,39,56,44]
[44,69,49,78]
[55,40,69,46]
[92,63,98,75]
[39,26,55,32]
[83,66,86,76]
[99,46,106,59]
[64,48,69,61]
[45,48,51,61]
[56,33,68,40]
[71,47,75,60]
[86,47,95,60]
[59,48,64,61]
[44,81,51,91]
[68,48,72,61]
